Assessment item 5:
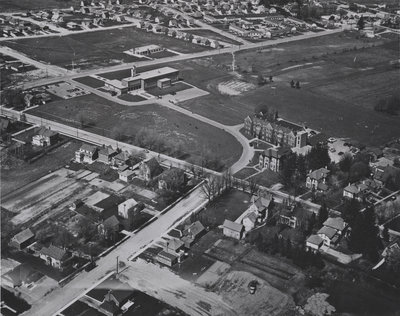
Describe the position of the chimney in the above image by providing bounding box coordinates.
[131,66,137,77]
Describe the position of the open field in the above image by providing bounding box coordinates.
[1,140,81,196]
[3,27,210,70]
[177,32,400,146]
[0,0,78,11]
[26,94,242,168]
[202,189,251,225]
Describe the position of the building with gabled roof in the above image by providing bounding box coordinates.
[306,234,324,252]
[306,167,330,191]
[75,143,98,164]
[139,157,163,182]
[9,228,35,250]
[32,127,59,147]
[98,145,118,164]
[39,245,72,270]
[222,219,244,240]
[1,263,43,288]
[259,146,291,172]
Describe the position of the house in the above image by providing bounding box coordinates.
[86,278,135,316]
[32,127,59,146]
[39,245,72,271]
[317,226,339,247]
[242,212,258,231]
[222,219,244,240]
[343,182,368,201]
[244,114,308,148]
[157,167,186,191]
[9,228,35,250]
[181,221,205,248]
[98,145,117,164]
[306,167,330,191]
[249,195,272,220]
[75,144,98,163]
[113,150,130,167]
[99,215,120,238]
[119,169,135,183]
[118,199,139,219]
[306,234,324,252]
[1,263,43,289]
[258,147,291,172]
[138,158,163,182]
[323,217,347,235]
[156,238,185,266]
[317,217,348,247]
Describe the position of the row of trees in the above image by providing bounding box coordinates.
[280,143,331,189]
[252,232,325,269]
[374,96,400,116]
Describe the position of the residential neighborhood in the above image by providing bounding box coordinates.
[1,0,400,315]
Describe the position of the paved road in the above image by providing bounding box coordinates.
[25,184,209,316]
[11,28,343,91]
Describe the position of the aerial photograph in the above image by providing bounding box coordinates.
[0,0,399,315]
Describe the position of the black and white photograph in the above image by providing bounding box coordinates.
[0,0,399,315]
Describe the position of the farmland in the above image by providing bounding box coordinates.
[26,94,242,169]
[177,31,400,146]
[0,0,78,12]
[3,26,210,70]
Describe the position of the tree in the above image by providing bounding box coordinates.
[349,205,379,261]
[349,161,370,183]
[248,178,259,196]
[295,81,300,89]
[339,153,353,172]
[76,217,96,241]
[357,15,365,30]
[317,202,328,228]
[290,80,295,88]
[342,198,361,227]
[280,152,297,187]
[382,226,390,243]
[202,176,219,202]
[1,88,24,109]
[306,144,331,171]
[257,74,266,85]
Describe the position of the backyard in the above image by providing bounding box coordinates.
[4,26,210,70]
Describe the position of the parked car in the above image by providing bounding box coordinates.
[329,147,336,153]
[248,280,258,294]
[85,261,96,272]
[338,152,344,156]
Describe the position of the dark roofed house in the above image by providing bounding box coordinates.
[113,150,130,167]
[32,127,59,146]
[306,167,330,191]
[139,158,163,182]
[98,145,118,164]
[181,221,205,248]
[259,147,291,172]
[99,215,120,238]
[75,144,98,164]
[1,263,43,288]
[39,244,72,271]
[9,228,35,250]
[157,167,186,191]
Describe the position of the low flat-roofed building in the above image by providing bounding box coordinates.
[133,44,164,55]
[122,67,179,91]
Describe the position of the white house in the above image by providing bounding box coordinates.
[118,198,138,219]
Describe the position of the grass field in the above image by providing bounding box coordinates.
[0,0,78,11]
[26,94,242,169]
[177,32,400,147]
[4,26,210,70]
[117,94,146,102]
[73,76,104,88]
[203,189,251,225]
[1,140,81,196]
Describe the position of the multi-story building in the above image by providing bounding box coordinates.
[244,114,308,148]
[258,147,291,172]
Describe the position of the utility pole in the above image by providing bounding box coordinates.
[116,256,119,274]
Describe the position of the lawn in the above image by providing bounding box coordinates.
[202,189,251,225]
[4,26,210,70]
[26,94,242,170]
[251,169,282,188]
[0,0,78,11]
[146,82,192,96]
[233,167,258,180]
[73,76,104,88]
[118,94,146,102]
[177,33,400,146]
[1,140,81,196]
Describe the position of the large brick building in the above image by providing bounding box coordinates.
[244,114,308,148]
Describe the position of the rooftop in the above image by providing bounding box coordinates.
[223,219,244,232]
[11,228,34,245]
[317,226,337,239]
[323,217,347,231]
[123,67,179,82]
[39,244,68,261]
